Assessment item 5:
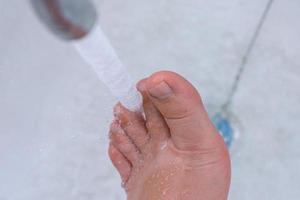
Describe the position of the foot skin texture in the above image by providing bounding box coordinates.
[108,71,231,200]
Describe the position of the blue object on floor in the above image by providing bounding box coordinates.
[212,114,234,148]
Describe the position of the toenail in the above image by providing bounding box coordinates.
[148,81,173,100]
[113,104,122,118]
[137,79,147,91]
[110,121,125,134]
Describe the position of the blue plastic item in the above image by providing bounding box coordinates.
[212,114,234,148]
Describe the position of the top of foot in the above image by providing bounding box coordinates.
[108,71,231,200]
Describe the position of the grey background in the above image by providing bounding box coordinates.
[0,0,299,199]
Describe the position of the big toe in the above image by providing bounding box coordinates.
[145,71,223,151]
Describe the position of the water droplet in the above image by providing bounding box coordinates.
[160,140,168,150]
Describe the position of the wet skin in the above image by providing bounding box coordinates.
[108,71,231,200]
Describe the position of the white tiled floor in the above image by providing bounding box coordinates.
[0,0,299,199]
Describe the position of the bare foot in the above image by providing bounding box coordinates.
[108,71,231,200]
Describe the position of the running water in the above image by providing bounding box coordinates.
[74,25,143,112]
[31,0,142,112]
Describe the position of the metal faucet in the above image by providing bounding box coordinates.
[31,0,98,40]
